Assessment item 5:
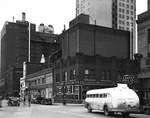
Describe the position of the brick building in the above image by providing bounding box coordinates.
[5,66,23,97]
[53,23,137,103]
[136,8,150,105]
[0,13,61,96]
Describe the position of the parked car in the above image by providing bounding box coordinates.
[35,96,45,104]
[41,98,52,105]
[7,97,20,106]
[31,98,36,104]
[141,103,150,115]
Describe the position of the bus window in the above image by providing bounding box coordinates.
[96,94,99,98]
[103,93,107,98]
[100,94,102,98]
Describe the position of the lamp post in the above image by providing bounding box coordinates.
[134,53,143,74]
[63,72,66,105]
[28,80,31,107]
[134,53,143,103]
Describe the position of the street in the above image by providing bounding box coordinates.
[0,100,149,118]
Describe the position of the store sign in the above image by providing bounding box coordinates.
[117,75,134,85]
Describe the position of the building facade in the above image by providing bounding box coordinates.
[53,23,137,103]
[76,0,136,59]
[136,8,150,105]
[5,66,23,97]
[0,13,61,96]
[20,67,53,101]
[54,53,137,103]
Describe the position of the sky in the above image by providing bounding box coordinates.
[0,0,148,34]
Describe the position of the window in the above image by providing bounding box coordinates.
[119,14,122,18]
[127,10,129,14]
[127,22,129,26]
[106,70,111,80]
[42,77,45,84]
[63,71,67,81]
[70,69,76,80]
[122,15,124,19]
[90,69,94,79]
[56,73,60,82]
[148,29,150,44]
[122,21,125,25]
[101,70,106,80]
[38,79,41,85]
[126,4,129,8]
[65,72,67,81]
[126,16,129,20]
[85,69,89,79]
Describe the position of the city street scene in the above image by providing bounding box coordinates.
[0,0,150,118]
[0,100,149,118]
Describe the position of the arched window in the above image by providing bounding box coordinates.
[101,70,106,80]
[90,69,94,79]
[106,70,111,80]
[85,69,89,79]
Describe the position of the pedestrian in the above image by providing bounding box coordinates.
[23,97,26,106]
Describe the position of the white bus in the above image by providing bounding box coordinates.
[84,84,140,116]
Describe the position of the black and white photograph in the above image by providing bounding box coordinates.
[0,0,150,118]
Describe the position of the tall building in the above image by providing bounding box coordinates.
[76,0,136,59]
[0,13,61,95]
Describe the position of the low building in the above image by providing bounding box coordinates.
[53,53,137,103]
[24,68,53,100]
[5,66,23,97]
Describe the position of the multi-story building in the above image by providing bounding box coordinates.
[76,0,136,59]
[53,22,137,103]
[0,13,61,96]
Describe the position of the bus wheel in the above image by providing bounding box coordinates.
[87,104,92,113]
[121,112,130,117]
[104,106,110,116]
[144,108,150,115]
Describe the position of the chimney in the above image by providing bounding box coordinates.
[22,12,26,22]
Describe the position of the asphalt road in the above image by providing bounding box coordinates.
[0,100,149,118]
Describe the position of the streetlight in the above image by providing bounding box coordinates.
[134,53,143,74]
[134,53,143,102]
[63,72,67,105]
[28,80,31,107]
